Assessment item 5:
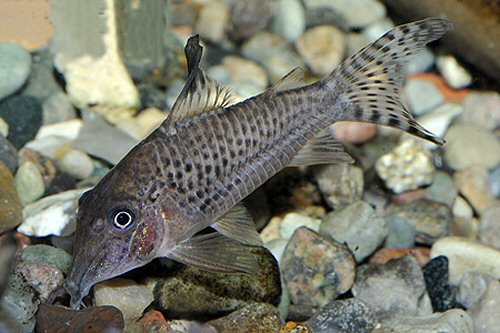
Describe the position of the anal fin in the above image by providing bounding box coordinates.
[289,128,354,167]
[167,233,260,274]
[212,204,263,246]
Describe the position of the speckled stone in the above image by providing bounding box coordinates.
[352,256,433,319]
[372,309,474,333]
[150,246,281,319]
[423,256,457,312]
[375,139,435,194]
[208,302,281,333]
[321,201,388,262]
[306,298,378,333]
[281,227,356,307]
[314,163,364,210]
[296,25,345,76]
[386,199,452,245]
[445,124,500,171]
[0,162,22,233]
[430,237,500,285]
[17,261,64,303]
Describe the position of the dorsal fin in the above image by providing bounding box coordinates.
[163,35,237,131]
[289,128,354,166]
[270,67,305,92]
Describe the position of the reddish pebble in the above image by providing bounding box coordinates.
[409,73,470,102]
[333,121,377,145]
[369,247,430,267]
[391,188,426,205]
[138,310,171,333]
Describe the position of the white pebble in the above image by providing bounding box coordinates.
[57,148,94,179]
[437,55,472,89]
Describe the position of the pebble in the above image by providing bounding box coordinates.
[452,196,474,221]
[73,110,138,165]
[272,0,306,42]
[454,166,498,214]
[20,51,62,101]
[386,199,452,244]
[362,17,395,42]
[137,310,170,333]
[406,48,436,74]
[445,124,500,171]
[15,161,45,206]
[306,298,378,333]
[424,171,458,207]
[416,103,463,148]
[430,236,500,285]
[17,261,64,303]
[0,162,22,233]
[169,320,218,333]
[383,216,416,249]
[18,188,88,237]
[41,92,76,125]
[466,279,500,333]
[333,121,377,144]
[138,83,167,111]
[94,278,154,324]
[437,55,472,89]
[423,256,457,312]
[281,227,356,307]
[461,91,500,130]
[195,0,229,43]
[56,148,94,179]
[296,25,345,77]
[404,79,445,116]
[0,134,17,173]
[280,212,322,240]
[242,31,304,83]
[150,246,281,318]
[208,302,281,333]
[456,272,494,309]
[0,43,32,100]
[478,205,500,249]
[0,116,8,137]
[369,247,430,267]
[352,256,433,319]
[372,309,474,333]
[375,139,435,194]
[0,95,43,149]
[345,32,370,56]
[35,304,124,333]
[227,0,273,41]
[314,163,364,210]
[21,244,72,275]
[321,201,388,262]
[35,118,83,141]
[490,165,500,197]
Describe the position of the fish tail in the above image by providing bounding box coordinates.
[325,18,454,145]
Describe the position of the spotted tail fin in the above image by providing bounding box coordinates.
[327,18,454,145]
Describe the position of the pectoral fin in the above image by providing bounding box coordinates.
[212,204,263,246]
[289,128,354,166]
[167,233,260,274]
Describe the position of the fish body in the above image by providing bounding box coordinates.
[66,18,453,309]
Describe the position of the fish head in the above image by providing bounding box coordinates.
[65,167,168,309]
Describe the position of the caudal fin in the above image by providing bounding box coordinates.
[327,18,454,145]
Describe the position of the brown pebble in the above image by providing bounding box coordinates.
[333,121,377,145]
[369,247,430,267]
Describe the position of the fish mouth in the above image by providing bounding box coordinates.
[65,255,97,310]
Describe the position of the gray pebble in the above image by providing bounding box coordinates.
[383,216,416,249]
[490,165,500,198]
[406,47,435,74]
[42,92,76,125]
[478,205,500,250]
[352,256,433,319]
[457,272,495,309]
[227,0,273,41]
[321,201,388,262]
[461,91,500,131]
[0,134,18,173]
[467,279,500,333]
[424,171,458,207]
[404,79,444,116]
[314,163,364,210]
[0,43,32,101]
[307,298,378,333]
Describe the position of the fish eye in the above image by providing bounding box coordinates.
[111,208,135,229]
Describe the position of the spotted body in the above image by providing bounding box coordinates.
[67,18,453,309]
